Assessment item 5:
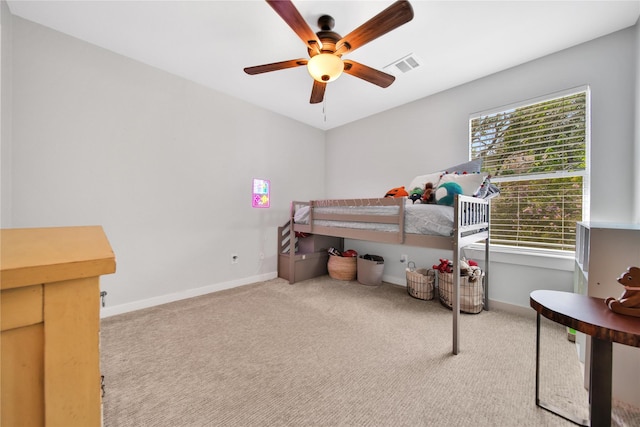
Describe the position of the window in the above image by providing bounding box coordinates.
[470,89,589,252]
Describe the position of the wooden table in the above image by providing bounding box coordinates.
[530,290,640,427]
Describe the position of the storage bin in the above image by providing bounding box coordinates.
[357,255,384,286]
[406,263,435,300]
[327,255,357,281]
[438,271,484,314]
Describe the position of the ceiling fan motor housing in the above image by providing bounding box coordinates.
[311,15,342,56]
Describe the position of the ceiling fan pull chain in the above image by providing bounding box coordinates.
[323,98,327,122]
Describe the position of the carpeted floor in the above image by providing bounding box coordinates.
[101,277,639,426]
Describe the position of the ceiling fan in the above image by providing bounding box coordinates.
[244,0,414,104]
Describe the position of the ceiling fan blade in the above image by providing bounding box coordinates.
[310,80,326,104]
[244,59,308,75]
[267,0,322,53]
[343,60,395,88]
[335,0,414,55]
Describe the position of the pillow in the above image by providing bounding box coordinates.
[443,159,482,174]
[474,176,501,199]
[408,172,443,193]
[438,172,487,196]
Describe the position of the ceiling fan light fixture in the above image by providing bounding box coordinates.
[307,53,343,83]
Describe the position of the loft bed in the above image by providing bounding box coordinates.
[277,194,491,355]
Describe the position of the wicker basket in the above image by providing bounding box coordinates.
[328,256,357,281]
[406,263,435,300]
[438,271,484,314]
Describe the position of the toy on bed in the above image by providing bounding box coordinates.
[435,181,463,206]
[422,182,436,204]
[473,175,500,200]
[407,183,438,204]
[605,266,640,318]
[408,187,423,203]
[385,186,409,198]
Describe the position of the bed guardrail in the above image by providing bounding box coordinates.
[292,197,406,244]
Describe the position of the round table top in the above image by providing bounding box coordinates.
[530,290,640,348]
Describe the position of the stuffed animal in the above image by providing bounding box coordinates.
[385,186,409,198]
[605,266,640,317]
[422,182,436,204]
[433,258,453,274]
[459,257,482,282]
[433,258,482,281]
[409,187,424,204]
[435,181,463,206]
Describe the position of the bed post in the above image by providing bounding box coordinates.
[288,202,295,284]
[452,242,461,355]
[484,200,491,310]
[452,195,461,355]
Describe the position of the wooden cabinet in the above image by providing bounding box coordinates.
[574,222,640,407]
[1,226,116,426]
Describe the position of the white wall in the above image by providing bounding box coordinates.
[635,17,640,223]
[326,25,638,308]
[9,16,326,313]
[1,0,12,228]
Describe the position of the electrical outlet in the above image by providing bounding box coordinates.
[401,254,408,263]
[259,252,265,260]
[231,253,239,264]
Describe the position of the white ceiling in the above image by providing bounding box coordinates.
[7,0,640,130]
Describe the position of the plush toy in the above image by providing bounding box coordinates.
[459,257,482,282]
[385,186,409,198]
[433,258,482,280]
[435,181,463,206]
[409,187,424,204]
[422,182,436,204]
[433,258,453,274]
[605,266,640,317]
[342,249,358,257]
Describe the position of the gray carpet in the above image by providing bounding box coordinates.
[101,277,639,426]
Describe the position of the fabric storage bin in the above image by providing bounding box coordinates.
[438,271,484,314]
[406,262,435,300]
[357,255,384,286]
[328,256,357,280]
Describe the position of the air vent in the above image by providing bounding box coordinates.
[384,54,422,75]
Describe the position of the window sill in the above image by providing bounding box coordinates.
[463,244,575,272]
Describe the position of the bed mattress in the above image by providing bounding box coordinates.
[293,203,454,237]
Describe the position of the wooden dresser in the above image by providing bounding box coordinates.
[1,226,116,426]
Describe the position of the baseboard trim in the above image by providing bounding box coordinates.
[489,299,536,318]
[100,272,278,318]
[383,274,533,317]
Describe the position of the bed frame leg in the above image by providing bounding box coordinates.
[484,235,490,311]
[288,218,295,284]
[452,244,461,355]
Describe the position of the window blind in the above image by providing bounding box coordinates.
[470,91,588,251]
